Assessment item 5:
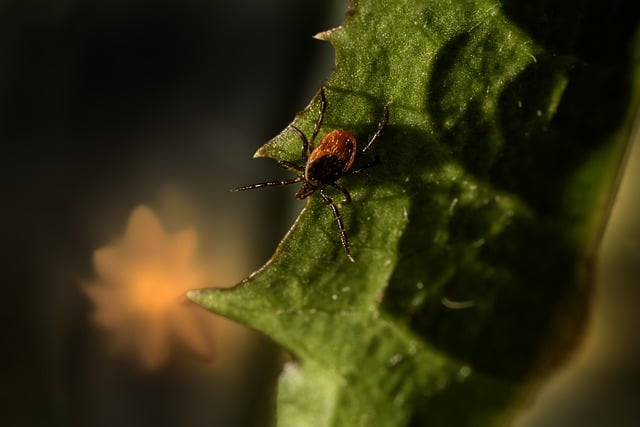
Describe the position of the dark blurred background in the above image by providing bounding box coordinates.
[1,0,639,426]
[516,123,640,426]
[1,0,339,425]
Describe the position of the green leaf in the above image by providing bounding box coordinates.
[189,1,639,425]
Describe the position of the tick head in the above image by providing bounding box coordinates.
[296,181,316,199]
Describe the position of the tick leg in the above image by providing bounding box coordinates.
[330,183,352,204]
[362,104,389,153]
[350,156,380,175]
[290,125,310,159]
[310,88,327,148]
[320,189,355,262]
[231,175,304,192]
[290,89,327,158]
[278,160,304,173]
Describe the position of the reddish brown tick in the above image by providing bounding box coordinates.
[232,88,389,262]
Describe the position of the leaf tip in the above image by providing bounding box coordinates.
[253,146,267,158]
[313,27,339,42]
[186,288,204,304]
[187,288,223,309]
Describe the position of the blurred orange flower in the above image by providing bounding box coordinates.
[83,205,218,370]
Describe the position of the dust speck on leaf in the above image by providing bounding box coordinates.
[387,353,404,367]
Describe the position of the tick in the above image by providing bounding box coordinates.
[232,88,389,262]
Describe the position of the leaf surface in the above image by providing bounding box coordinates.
[190,1,639,425]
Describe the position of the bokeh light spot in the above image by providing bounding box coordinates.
[83,205,220,371]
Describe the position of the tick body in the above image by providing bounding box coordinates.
[298,130,357,199]
[232,88,389,262]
